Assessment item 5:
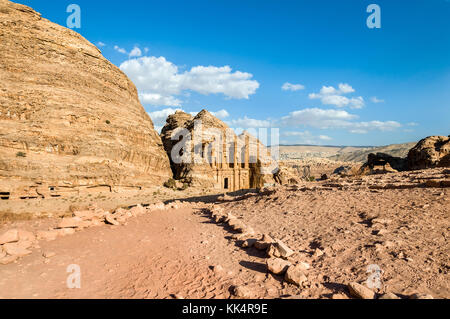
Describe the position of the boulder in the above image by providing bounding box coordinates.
[348,282,375,299]
[0,229,19,245]
[130,205,146,216]
[333,166,353,177]
[36,230,59,241]
[266,258,291,275]
[361,153,408,174]
[2,242,32,257]
[254,234,274,251]
[57,217,84,229]
[105,214,120,226]
[379,292,401,299]
[232,285,254,299]
[410,293,434,299]
[0,255,19,265]
[285,265,308,286]
[407,136,450,170]
[273,239,295,258]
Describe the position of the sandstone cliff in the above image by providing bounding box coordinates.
[0,0,172,199]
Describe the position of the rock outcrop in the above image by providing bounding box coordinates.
[360,152,408,174]
[160,109,279,191]
[0,0,172,199]
[407,136,450,170]
[358,136,449,175]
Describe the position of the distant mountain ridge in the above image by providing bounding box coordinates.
[329,142,417,163]
[274,142,417,163]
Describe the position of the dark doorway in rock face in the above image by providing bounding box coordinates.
[0,192,10,200]
[224,178,229,189]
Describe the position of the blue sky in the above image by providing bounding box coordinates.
[19,0,450,146]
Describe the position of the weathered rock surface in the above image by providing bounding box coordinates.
[348,282,375,299]
[0,229,19,244]
[266,258,291,275]
[284,265,308,286]
[360,153,408,174]
[407,136,450,170]
[2,242,32,257]
[379,292,401,299]
[0,0,171,199]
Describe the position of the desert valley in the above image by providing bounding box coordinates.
[0,0,448,300]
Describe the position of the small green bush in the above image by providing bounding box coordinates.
[16,151,27,158]
[164,178,177,189]
[309,176,316,182]
[106,120,111,125]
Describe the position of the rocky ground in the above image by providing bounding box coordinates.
[0,168,448,299]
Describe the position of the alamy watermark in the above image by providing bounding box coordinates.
[66,264,81,289]
[66,4,81,29]
[366,264,383,290]
[367,4,381,29]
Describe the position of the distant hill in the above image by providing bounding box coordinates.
[273,142,417,163]
[329,142,417,163]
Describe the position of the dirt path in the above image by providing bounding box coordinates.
[0,206,269,299]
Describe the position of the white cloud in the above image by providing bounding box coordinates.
[281,108,357,128]
[120,56,259,107]
[97,42,106,48]
[227,116,271,128]
[148,108,183,128]
[407,122,419,126]
[139,93,182,107]
[114,45,127,54]
[129,46,142,58]
[338,83,355,94]
[320,95,350,108]
[281,131,333,145]
[282,82,305,92]
[320,86,338,95]
[349,96,365,109]
[280,108,401,133]
[211,109,230,119]
[189,109,230,120]
[309,83,365,109]
[370,96,385,103]
[349,129,368,134]
[319,135,332,141]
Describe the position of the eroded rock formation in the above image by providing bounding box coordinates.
[0,0,172,199]
[407,136,450,170]
[359,136,449,175]
[160,110,279,191]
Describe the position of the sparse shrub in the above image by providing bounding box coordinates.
[181,183,189,191]
[105,120,111,125]
[164,178,177,189]
[309,176,316,182]
[349,166,365,178]
[16,151,27,158]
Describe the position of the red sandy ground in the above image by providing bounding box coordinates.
[0,168,449,299]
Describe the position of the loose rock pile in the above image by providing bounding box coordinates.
[208,203,436,299]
